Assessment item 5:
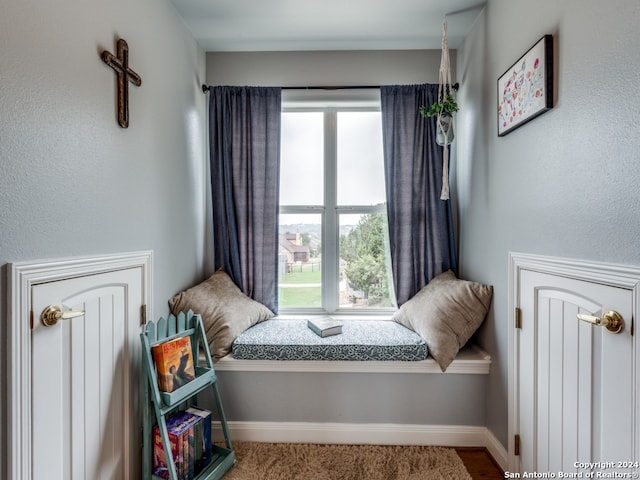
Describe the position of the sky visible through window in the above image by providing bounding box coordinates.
[336,111,386,206]
[279,111,386,211]
[280,112,323,206]
[278,109,394,311]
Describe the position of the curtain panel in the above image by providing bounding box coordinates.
[208,86,282,313]
[380,84,458,306]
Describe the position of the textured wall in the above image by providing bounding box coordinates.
[206,50,450,87]
[0,1,207,476]
[216,370,487,425]
[456,0,640,448]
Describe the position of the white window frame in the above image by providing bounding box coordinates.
[280,98,395,316]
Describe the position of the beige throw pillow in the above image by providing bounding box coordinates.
[168,270,274,361]
[392,270,493,372]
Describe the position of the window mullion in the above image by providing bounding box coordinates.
[323,110,338,313]
[279,106,393,314]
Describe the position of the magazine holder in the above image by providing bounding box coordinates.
[141,310,235,480]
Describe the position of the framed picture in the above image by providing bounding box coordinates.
[498,34,553,136]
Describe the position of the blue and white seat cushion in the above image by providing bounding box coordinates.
[232,319,428,361]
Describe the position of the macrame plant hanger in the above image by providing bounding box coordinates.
[437,17,453,200]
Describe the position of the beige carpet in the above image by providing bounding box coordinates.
[221,442,472,480]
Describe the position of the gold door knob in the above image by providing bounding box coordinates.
[576,310,624,334]
[40,305,85,327]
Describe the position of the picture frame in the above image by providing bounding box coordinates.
[497,34,553,136]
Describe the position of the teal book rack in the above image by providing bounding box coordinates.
[141,310,235,480]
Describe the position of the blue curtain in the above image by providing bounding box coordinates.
[380,84,457,306]
[208,86,282,313]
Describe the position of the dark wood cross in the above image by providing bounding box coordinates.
[101,39,142,128]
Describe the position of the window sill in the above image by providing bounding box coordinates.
[215,344,490,375]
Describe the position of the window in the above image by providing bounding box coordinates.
[278,100,395,314]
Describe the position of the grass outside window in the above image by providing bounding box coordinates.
[279,262,321,307]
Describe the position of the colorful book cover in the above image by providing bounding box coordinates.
[172,411,195,480]
[151,336,196,393]
[153,415,187,479]
[185,416,195,479]
[184,410,203,472]
[186,406,212,467]
[155,411,204,479]
[181,422,188,480]
[152,425,177,479]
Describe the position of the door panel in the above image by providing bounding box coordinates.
[31,267,142,480]
[518,268,635,475]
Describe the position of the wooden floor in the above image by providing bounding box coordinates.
[455,448,504,479]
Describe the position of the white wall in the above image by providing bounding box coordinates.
[0,1,207,476]
[456,0,640,448]
[206,50,450,86]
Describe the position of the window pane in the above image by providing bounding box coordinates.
[337,112,386,206]
[280,112,324,205]
[278,213,322,308]
[339,212,395,308]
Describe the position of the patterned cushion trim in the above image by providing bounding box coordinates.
[232,319,428,362]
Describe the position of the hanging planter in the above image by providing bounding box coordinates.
[436,113,454,146]
[420,93,459,145]
[419,18,458,200]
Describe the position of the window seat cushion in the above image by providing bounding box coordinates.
[231,319,428,361]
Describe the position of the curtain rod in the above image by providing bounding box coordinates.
[201,83,459,93]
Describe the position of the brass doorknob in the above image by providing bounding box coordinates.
[576,310,624,334]
[40,305,85,327]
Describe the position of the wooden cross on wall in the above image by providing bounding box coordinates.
[101,39,142,128]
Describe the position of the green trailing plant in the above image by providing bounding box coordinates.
[419,93,459,118]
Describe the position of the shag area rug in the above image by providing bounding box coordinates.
[221,442,472,479]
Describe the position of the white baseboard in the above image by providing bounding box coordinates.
[483,427,509,472]
[213,421,508,471]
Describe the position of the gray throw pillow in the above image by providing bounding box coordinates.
[168,270,274,361]
[392,270,492,372]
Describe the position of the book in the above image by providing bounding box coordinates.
[186,406,212,469]
[184,412,204,479]
[185,417,195,479]
[153,412,192,479]
[307,317,343,337]
[184,411,203,473]
[151,336,196,393]
[152,424,178,479]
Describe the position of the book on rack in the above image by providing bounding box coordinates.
[307,317,343,337]
[152,424,178,479]
[184,414,196,479]
[153,409,212,479]
[185,411,203,473]
[151,335,196,393]
[153,412,193,479]
[186,406,212,469]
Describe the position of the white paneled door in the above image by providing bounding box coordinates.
[31,267,143,480]
[510,254,639,477]
[9,253,151,480]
